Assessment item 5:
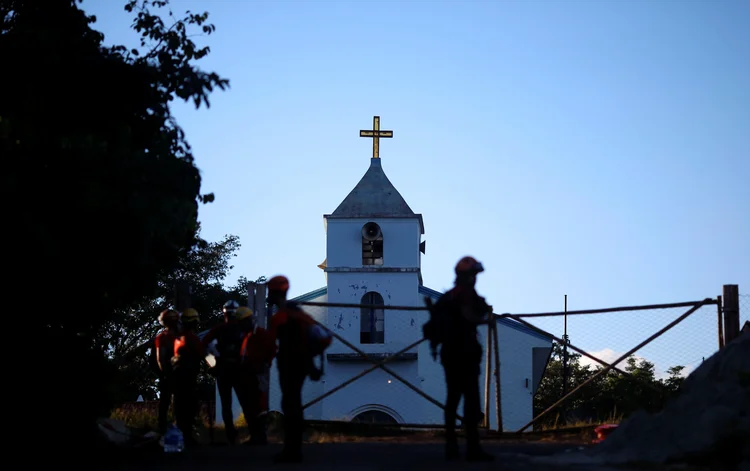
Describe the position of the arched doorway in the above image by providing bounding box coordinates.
[351,409,399,425]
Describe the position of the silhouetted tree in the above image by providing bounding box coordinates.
[534,341,688,429]
[0,0,228,456]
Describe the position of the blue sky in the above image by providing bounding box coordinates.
[82,0,749,376]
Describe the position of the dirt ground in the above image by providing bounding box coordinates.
[104,441,583,470]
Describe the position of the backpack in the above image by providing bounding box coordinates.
[285,302,333,381]
[422,294,451,359]
[215,322,248,363]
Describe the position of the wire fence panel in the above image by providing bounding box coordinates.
[740,294,749,331]
[287,303,496,428]
[523,300,719,431]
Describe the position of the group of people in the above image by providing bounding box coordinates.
[150,256,495,463]
[151,275,331,462]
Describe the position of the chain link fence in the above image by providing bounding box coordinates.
[284,302,502,430]
[513,299,720,431]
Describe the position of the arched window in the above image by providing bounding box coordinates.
[351,409,398,424]
[360,291,384,344]
[362,222,383,266]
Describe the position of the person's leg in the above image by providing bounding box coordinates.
[175,373,201,448]
[217,373,237,444]
[244,374,267,445]
[442,362,462,460]
[274,365,305,462]
[463,364,493,461]
[158,376,173,435]
[173,376,186,433]
[233,370,265,444]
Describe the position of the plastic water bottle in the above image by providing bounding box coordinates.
[163,424,184,453]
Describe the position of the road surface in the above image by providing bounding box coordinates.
[104,440,628,471]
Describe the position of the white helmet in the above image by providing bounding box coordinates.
[223,299,240,316]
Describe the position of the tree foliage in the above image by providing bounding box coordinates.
[0,0,228,454]
[534,341,687,428]
[103,232,266,404]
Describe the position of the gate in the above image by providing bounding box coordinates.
[111,283,742,436]
[277,298,502,430]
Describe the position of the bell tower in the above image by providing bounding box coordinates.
[321,117,425,348]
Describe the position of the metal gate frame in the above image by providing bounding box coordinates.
[297,300,471,423]
[500,298,718,433]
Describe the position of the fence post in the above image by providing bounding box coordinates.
[254,283,268,330]
[716,295,724,349]
[248,281,257,314]
[492,318,503,432]
[722,285,740,345]
[483,324,492,428]
[253,282,270,419]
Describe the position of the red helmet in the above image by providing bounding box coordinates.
[455,256,484,276]
[158,309,180,326]
[268,275,290,293]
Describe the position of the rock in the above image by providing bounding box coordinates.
[541,334,750,467]
[97,417,134,446]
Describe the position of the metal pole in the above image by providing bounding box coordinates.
[561,295,568,422]
[483,322,492,428]
[513,300,709,433]
[717,295,724,349]
[722,285,740,345]
[492,318,502,432]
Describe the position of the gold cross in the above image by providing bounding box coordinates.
[359,116,393,159]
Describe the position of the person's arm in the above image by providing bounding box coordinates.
[201,325,219,348]
[267,311,286,346]
[155,334,173,371]
[460,294,494,325]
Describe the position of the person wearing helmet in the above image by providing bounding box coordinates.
[432,256,494,462]
[239,306,278,446]
[201,300,256,445]
[171,308,205,448]
[266,275,330,463]
[223,299,240,321]
[153,308,180,435]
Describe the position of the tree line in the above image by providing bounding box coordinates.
[534,342,687,428]
[104,233,262,405]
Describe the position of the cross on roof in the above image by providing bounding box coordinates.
[359,116,393,159]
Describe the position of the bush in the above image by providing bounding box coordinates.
[110,401,215,431]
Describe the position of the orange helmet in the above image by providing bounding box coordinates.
[455,256,484,275]
[158,309,180,326]
[268,275,290,292]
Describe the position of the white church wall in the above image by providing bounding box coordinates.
[320,361,422,423]
[326,218,421,269]
[325,271,421,356]
[483,320,553,432]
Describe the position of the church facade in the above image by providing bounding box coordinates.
[218,119,553,432]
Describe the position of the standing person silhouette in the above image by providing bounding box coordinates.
[431,257,495,462]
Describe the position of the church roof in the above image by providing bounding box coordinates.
[325,158,421,224]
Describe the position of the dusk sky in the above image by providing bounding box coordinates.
[82,0,749,377]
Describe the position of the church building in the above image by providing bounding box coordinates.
[220,117,553,432]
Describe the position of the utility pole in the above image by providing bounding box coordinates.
[561,295,569,420]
